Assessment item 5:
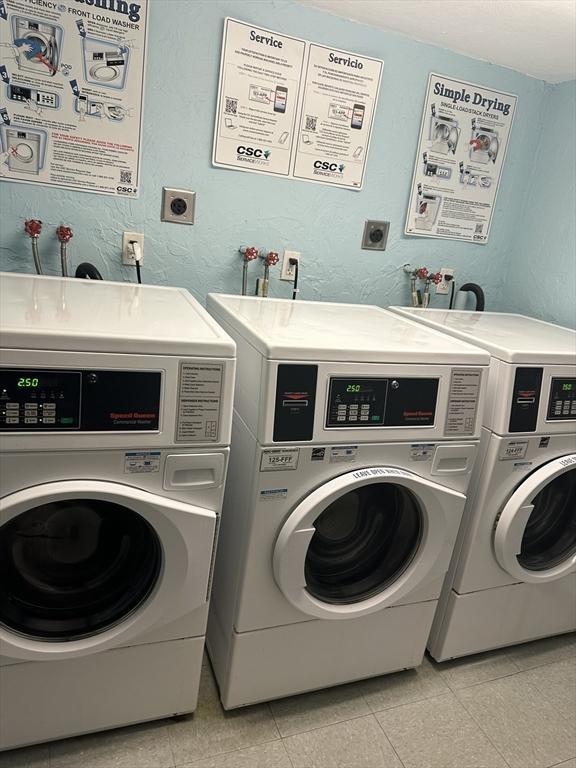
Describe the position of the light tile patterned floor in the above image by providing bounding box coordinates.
[2,633,575,768]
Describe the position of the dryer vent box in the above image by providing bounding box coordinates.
[362,220,390,251]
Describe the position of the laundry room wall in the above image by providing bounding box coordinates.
[498,79,576,329]
[0,0,565,315]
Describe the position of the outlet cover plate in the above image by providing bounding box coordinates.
[161,187,195,224]
[362,220,390,251]
[436,267,455,295]
[122,231,144,265]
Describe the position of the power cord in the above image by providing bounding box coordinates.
[290,257,299,300]
[130,240,142,284]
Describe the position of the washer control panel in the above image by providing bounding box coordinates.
[326,377,439,429]
[547,377,576,420]
[0,368,161,431]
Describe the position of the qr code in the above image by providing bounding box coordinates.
[305,115,317,131]
[475,223,484,233]
[120,170,132,184]
[225,97,238,115]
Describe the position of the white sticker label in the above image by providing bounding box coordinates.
[260,448,300,472]
[176,363,223,442]
[352,467,411,480]
[124,451,161,474]
[513,461,533,471]
[445,369,481,435]
[559,455,576,468]
[260,488,288,500]
[410,443,435,461]
[499,440,529,460]
[330,446,358,463]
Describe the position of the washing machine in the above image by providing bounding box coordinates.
[82,37,128,89]
[390,308,576,659]
[0,273,235,751]
[12,16,62,77]
[205,294,489,708]
[6,129,41,174]
[429,105,459,155]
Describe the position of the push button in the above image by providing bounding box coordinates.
[6,403,19,410]
[43,417,56,424]
[6,416,19,424]
[24,417,38,424]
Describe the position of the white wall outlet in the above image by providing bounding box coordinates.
[281,250,301,281]
[436,267,455,295]
[122,232,144,265]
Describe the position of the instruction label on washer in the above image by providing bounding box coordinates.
[260,488,288,500]
[124,451,160,474]
[445,369,481,435]
[176,363,223,442]
[410,443,435,461]
[260,448,299,471]
[330,445,358,463]
[0,0,148,196]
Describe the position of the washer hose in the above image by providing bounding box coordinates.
[75,262,103,280]
[459,283,485,311]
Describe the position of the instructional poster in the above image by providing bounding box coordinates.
[213,18,384,190]
[405,73,517,243]
[213,18,306,177]
[293,43,382,189]
[0,0,148,197]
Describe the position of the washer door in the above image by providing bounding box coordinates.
[273,467,465,619]
[0,480,217,660]
[494,455,576,583]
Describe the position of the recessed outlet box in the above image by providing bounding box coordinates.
[281,250,301,281]
[122,232,144,265]
[161,187,195,225]
[361,220,390,251]
[436,267,455,295]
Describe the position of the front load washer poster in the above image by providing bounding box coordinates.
[404,73,517,243]
[213,19,383,190]
[0,0,148,197]
[213,18,306,178]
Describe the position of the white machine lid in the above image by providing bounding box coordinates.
[0,273,235,357]
[390,308,576,365]
[207,294,489,364]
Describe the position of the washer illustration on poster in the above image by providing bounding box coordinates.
[11,16,63,78]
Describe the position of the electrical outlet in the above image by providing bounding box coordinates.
[122,232,144,265]
[280,250,301,281]
[161,187,195,224]
[436,267,455,295]
[361,220,390,251]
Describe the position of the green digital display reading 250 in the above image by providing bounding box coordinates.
[17,377,39,388]
[562,383,573,392]
[346,384,361,393]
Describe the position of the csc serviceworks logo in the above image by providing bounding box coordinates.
[236,145,271,160]
[313,160,345,174]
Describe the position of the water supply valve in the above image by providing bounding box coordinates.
[239,246,259,262]
[263,250,279,267]
[24,219,42,238]
[56,225,73,243]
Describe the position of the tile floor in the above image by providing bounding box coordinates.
[2,633,575,768]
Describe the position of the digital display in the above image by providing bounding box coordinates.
[345,383,373,393]
[562,383,573,392]
[16,374,60,388]
[17,377,39,388]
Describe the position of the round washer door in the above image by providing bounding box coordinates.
[0,480,216,660]
[494,455,576,583]
[273,467,465,620]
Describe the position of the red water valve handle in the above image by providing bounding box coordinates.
[239,246,259,262]
[415,266,429,280]
[56,225,73,244]
[264,251,279,267]
[24,219,42,238]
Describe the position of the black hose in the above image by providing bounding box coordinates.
[459,283,485,311]
[75,262,103,280]
[449,278,456,309]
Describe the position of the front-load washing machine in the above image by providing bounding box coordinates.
[390,308,576,659]
[82,37,129,89]
[0,273,235,751]
[12,16,63,77]
[205,294,489,708]
[5,129,42,174]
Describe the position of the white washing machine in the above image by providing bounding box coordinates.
[82,37,128,90]
[6,129,41,174]
[205,294,489,708]
[390,308,576,659]
[0,273,235,751]
[12,16,62,77]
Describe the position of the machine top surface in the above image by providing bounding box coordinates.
[390,308,576,365]
[0,273,235,357]
[207,294,488,365]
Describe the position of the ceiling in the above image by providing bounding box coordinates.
[296,0,576,83]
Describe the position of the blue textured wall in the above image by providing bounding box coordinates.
[0,0,568,319]
[501,80,576,329]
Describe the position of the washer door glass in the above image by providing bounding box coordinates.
[518,468,576,571]
[304,483,423,604]
[0,499,162,640]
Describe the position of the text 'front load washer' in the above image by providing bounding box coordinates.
[0,273,235,751]
[205,295,489,708]
[390,308,576,659]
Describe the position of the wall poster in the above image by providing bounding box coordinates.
[213,18,383,190]
[0,0,148,197]
[405,73,517,243]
